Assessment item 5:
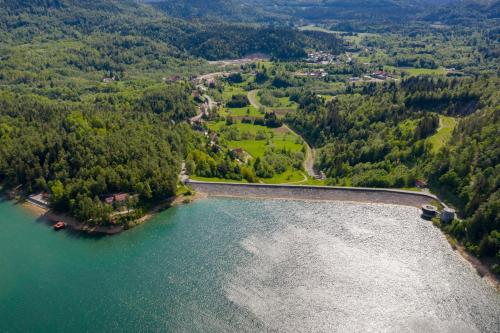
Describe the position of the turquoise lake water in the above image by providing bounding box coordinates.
[0,197,498,332]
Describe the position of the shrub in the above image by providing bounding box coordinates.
[227,94,249,108]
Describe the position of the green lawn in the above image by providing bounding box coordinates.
[206,121,306,184]
[427,116,458,153]
[224,136,303,159]
[221,85,246,101]
[404,67,446,76]
[261,169,306,184]
[190,176,248,183]
[223,105,262,118]
[301,178,327,186]
[253,92,297,115]
[210,121,268,134]
[385,66,447,76]
[274,96,297,109]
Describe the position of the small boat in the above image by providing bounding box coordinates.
[53,221,66,230]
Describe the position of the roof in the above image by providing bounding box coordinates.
[114,193,128,202]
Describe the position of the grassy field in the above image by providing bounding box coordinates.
[202,78,312,185]
[298,26,378,45]
[222,105,262,118]
[190,176,248,183]
[384,66,447,76]
[403,67,447,76]
[256,95,297,110]
[206,121,307,184]
[210,122,304,158]
[298,25,337,34]
[221,85,247,101]
[427,116,458,153]
[260,169,306,184]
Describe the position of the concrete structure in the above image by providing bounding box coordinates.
[441,208,456,223]
[186,181,440,208]
[421,205,438,219]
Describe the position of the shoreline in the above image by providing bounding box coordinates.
[454,241,499,292]
[129,192,208,228]
[17,187,499,290]
[20,191,209,235]
[186,184,499,291]
[22,201,124,235]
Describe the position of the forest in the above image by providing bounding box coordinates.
[1,0,343,61]
[0,84,202,224]
[0,0,498,271]
[285,76,499,266]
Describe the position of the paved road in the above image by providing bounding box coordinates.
[190,92,216,123]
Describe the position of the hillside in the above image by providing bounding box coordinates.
[0,0,343,61]
[0,0,498,270]
[0,0,343,224]
[147,0,498,32]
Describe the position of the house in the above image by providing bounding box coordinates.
[200,103,208,114]
[209,132,218,142]
[104,193,129,205]
[102,76,116,83]
[370,70,392,80]
[27,192,51,208]
[415,179,427,188]
[306,51,336,64]
[232,148,244,155]
[114,193,128,203]
[206,78,216,88]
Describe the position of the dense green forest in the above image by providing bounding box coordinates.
[0,84,201,224]
[0,0,343,61]
[0,0,498,270]
[0,0,341,224]
[148,0,499,31]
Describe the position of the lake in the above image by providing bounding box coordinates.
[0,197,498,332]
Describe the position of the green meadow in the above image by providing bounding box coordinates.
[427,116,458,153]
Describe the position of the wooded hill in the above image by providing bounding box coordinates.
[147,0,499,29]
[285,76,499,265]
[0,0,343,61]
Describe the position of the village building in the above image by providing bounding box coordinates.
[27,192,51,208]
[231,148,244,155]
[306,51,336,64]
[104,193,129,206]
[370,70,393,80]
[102,76,116,83]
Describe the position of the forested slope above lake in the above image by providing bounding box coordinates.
[0,0,498,273]
[0,0,342,224]
[285,75,499,265]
